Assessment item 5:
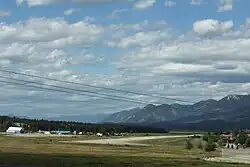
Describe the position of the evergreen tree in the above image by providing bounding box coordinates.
[245,138,250,148]
[238,131,248,145]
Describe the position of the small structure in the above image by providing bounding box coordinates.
[220,132,233,138]
[73,131,77,135]
[51,130,71,135]
[44,131,51,135]
[97,133,103,137]
[6,127,24,133]
[38,130,51,135]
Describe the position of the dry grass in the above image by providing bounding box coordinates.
[0,134,248,167]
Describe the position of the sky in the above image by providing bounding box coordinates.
[1,0,250,118]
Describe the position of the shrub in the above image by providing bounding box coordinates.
[235,137,239,145]
[202,134,209,142]
[185,140,193,150]
[205,141,216,152]
[202,133,219,142]
[197,141,203,149]
[218,138,226,147]
[245,138,250,148]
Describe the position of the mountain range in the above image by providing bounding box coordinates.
[45,113,109,123]
[103,95,250,131]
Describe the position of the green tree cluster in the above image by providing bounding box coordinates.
[0,116,167,134]
[202,133,219,142]
[236,131,248,145]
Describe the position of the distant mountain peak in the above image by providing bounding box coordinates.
[143,104,156,109]
[223,94,248,101]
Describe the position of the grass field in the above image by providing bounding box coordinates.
[0,133,248,167]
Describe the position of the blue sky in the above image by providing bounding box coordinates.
[1,0,249,25]
[1,0,250,118]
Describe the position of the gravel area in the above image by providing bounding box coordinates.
[205,148,250,164]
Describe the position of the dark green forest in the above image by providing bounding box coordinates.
[0,116,167,134]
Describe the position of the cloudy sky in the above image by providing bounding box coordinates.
[0,0,250,118]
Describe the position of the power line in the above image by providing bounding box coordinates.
[0,81,129,110]
[0,75,160,105]
[0,78,160,105]
[0,69,193,103]
[0,81,101,104]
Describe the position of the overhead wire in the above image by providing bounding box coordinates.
[0,81,128,111]
[0,68,193,103]
[0,77,160,105]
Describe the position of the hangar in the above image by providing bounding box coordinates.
[6,127,24,133]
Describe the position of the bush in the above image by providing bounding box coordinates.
[235,137,239,145]
[205,141,216,152]
[202,133,219,142]
[218,138,226,147]
[197,141,203,149]
[202,134,209,142]
[245,138,250,148]
[185,140,193,150]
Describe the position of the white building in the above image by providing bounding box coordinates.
[97,133,103,137]
[44,131,51,135]
[6,127,24,133]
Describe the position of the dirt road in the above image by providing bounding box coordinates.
[62,135,193,146]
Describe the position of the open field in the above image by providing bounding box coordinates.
[0,133,249,167]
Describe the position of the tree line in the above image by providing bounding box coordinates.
[0,116,167,134]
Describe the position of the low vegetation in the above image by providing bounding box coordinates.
[0,134,249,167]
[1,152,249,167]
[185,139,193,150]
[244,138,250,147]
[197,141,203,149]
[204,141,216,152]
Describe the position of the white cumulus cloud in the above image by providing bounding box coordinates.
[0,11,11,17]
[217,0,233,12]
[107,8,128,19]
[17,0,127,7]
[164,0,176,7]
[190,0,202,5]
[64,8,79,15]
[134,0,156,9]
[0,17,103,46]
[193,19,233,36]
